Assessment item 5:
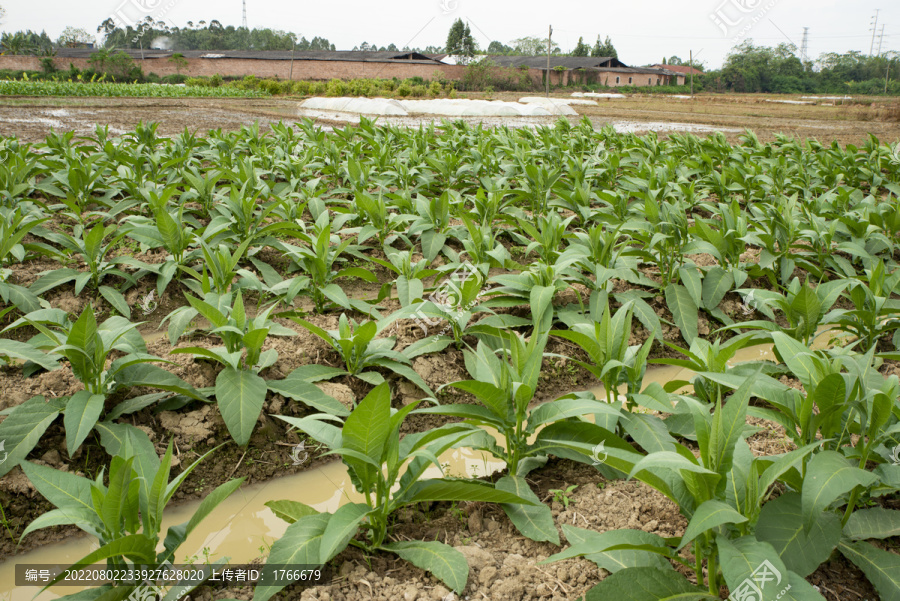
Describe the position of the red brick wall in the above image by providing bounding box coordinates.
[0,55,466,81]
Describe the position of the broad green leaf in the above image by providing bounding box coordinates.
[319,502,371,564]
[20,460,93,512]
[280,364,348,383]
[20,506,99,540]
[382,540,468,594]
[342,382,391,466]
[755,492,841,577]
[771,333,819,389]
[544,526,674,573]
[267,377,350,416]
[844,507,900,540]
[802,451,877,532]
[679,499,748,550]
[717,535,791,601]
[0,395,61,477]
[264,500,320,524]
[584,567,715,601]
[118,363,207,401]
[64,390,106,455]
[44,535,156,587]
[0,339,60,371]
[99,286,130,318]
[405,479,535,505]
[496,475,559,544]
[838,540,900,601]
[216,367,268,446]
[622,413,676,454]
[665,284,699,344]
[701,267,733,310]
[252,513,329,601]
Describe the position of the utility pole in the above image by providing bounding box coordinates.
[689,49,694,98]
[869,9,880,56]
[546,24,552,97]
[290,36,295,80]
[887,58,893,94]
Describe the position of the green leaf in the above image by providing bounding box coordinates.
[545,526,674,573]
[0,339,60,371]
[622,413,676,454]
[496,475,559,544]
[342,382,391,466]
[844,507,900,540]
[267,377,350,416]
[679,499,748,550]
[29,268,79,295]
[264,500,320,524]
[281,364,348,382]
[45,535,157,587]
[118,363,207,401]
[678,265,703,306]
[771,333,819,389]
[99,286,130,318]
[717,535,792,601]
[665,284,699,344]
[701,267,733,310]
[20,460,93,512]
[802,451,877,532]
[20,506,99,540]
[755,492,841,577]
[838,540,900,601]
[64,390,106,455]
[319,503,371,564]
[382,540,468,594]
[252,513,329,601]
[0,395,60,477]
[584,567,715,601]
[216,367,268,446]
[405,479,536,505]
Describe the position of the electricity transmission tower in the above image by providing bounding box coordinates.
[800,27,809,69]
[877,24,885,56]
[870,9,880,56]
[242,0,248,30]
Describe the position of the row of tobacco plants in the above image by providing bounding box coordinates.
[0,117,899,600]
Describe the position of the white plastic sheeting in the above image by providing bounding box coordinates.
[300,97,408,116]
[572,92,626,99]
[519,96,596,108]
[298,97,572,117]
[801,96,852,100]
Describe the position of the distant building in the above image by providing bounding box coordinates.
[648,64,704,85]
[489,55,678,87]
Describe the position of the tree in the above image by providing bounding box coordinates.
[58,26,94,48]
[572,36,590,57]
[667,55,684,66]
[488,40,512,54]
[512,36,559,56]
[446,18,465,54]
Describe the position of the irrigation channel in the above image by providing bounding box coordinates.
[0,337,823,600]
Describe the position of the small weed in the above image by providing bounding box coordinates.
[550,484,578,508]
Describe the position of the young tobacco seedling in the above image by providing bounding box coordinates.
[259,383,534,599]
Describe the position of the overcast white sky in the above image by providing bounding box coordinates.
[2,0,897,68]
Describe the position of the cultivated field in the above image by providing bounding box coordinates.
[0,96,898,601]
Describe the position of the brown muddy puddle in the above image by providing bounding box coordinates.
[0,333,838,600]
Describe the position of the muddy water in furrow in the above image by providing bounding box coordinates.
[0,446,505,600]
[1,333,833,600]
